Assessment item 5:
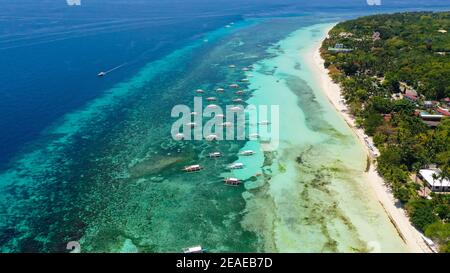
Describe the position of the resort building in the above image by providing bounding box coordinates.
[328,43,353,53]
[372,31,381,41]
[404,93,418,102]
[419,169,450,193]
[437,107,450,117]
[419,112,444,121]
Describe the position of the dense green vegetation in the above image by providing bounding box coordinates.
[321,12,450,252]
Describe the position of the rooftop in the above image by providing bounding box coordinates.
[419,169,450,188]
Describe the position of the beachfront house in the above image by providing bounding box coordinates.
[419,169,450,193]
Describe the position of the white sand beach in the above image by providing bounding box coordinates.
[308,31,432,253]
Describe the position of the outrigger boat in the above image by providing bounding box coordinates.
[219,122,233,127]
[183,245,205,253]
[235,90,245,95]
[228,162,244,169]
[183,165,202,173]
[196,89,205,94]
[224,178,241,186]
[209,152,222,158]
[240,150,255,156]
[205,134,219,141]
[206,97,217,101]
[216,88,225,92]
[229,83,239,89]
[230,106,243,112]
[207,104,218,109]
[240,78,249,83]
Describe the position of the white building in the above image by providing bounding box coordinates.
[419,169,450,193]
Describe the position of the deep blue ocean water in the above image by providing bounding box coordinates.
[1,0,449,168]
[0,0,449,252]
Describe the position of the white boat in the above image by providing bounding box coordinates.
[183,165,202,173]
[220,122,233,127]
[224,178,241,186]
[232,98,243,103]
[97,72,106,77]
[183,245,204,253]
[242,67,249,71]
[209,152,222,158]
[228,163,244,169]
[240,150,255,156]
[229,84,239,89]
[229,65,236,68]
[216,88,225,92]
[205,134,219,141]
[235,90,245,95]
[206,97,217,101]
[175,133,184,140]
[207,104,219,109]
[240,78,249,83]
[230,106,243,112]
[215,114,225,118]
[196,89,205,93]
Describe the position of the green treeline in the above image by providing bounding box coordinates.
[321,12,450,252]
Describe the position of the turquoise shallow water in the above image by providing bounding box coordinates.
[239,23,407,252]
[0,17,407,252]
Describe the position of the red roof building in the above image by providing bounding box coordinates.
[404,93,418,102]
[437,107,450,117]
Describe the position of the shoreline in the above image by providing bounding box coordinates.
[308,29,431,253]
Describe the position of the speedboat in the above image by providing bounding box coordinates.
[183,245,204,253]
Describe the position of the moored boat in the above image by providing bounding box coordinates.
[183,164,203,173]
[228,162,244,169]
[209,152,222,158]
[239,150,255,156]
[224,178,241,186]
[183,245,204,253]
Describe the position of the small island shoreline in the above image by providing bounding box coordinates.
[307,27,432,253]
